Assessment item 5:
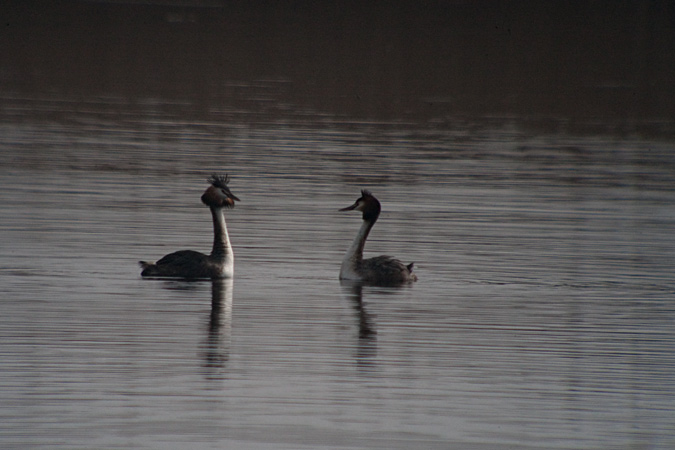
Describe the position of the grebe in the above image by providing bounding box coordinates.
[139,174,240,279]
[339,190,417,285]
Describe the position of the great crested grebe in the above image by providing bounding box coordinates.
[139,174,240,279]
[339,190,417,285]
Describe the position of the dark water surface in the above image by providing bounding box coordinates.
[1,2,675,449]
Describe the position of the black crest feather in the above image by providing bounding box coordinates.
[208,174,230,189]
[361,189,372,197]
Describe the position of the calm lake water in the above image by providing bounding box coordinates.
[2,108,674,449]
[1,2,675,449]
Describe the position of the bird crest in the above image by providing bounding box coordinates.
[208,174,230,189]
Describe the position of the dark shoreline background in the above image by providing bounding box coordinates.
[1,1,674,137]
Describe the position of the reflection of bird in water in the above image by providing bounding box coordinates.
[203,278,233,374]
[340,281,377,368]
[339,190,418,285]
[342,281,376,339]
[140,174,240,279]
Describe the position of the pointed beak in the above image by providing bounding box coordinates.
[339,202,358,212]
[222,188,240,202]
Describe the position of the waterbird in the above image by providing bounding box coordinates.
[339,190,417,285]
[139,174,239,279]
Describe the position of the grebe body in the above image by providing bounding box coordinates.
[139,174,239,279]
[339,190,417,285]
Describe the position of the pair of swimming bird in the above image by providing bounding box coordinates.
[139,174,417,285]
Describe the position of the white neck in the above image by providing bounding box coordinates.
[210,207,234,267]
[340,218,374,280]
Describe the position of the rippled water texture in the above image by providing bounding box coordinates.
[1,2,675,449]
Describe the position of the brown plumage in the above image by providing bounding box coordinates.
[139,174,239,279]
[339,190,417,285]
